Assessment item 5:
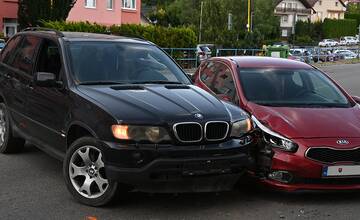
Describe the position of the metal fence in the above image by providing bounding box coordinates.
[164,46,360,70]
[216,48,265,57]
[162,48,198,70]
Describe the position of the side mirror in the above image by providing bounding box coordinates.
[33,72,62,87]
[352,96,360,104]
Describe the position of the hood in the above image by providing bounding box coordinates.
[249,102,360,139]
[77,84,246,124]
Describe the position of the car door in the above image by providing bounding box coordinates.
[26,37,69,155]
[0,35,41,137]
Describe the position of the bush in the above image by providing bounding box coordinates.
[42,21,197,48]
[295,20,323,42]
[323,18,357,38]
[345,13,360,26]
[294,36,315,46]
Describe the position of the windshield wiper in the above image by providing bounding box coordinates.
[78,81,126,85]
[131,80,183,85]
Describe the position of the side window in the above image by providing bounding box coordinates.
[212,62,237,103]
[0,36,22,64]
[11,36,41,75]
[200,61,237,104]
[35,39,62,79]
[200,61,216,89]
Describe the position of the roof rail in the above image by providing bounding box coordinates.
[22,27,65,37]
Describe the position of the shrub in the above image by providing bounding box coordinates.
[345,13,360,27]
[323,18,357,38]
[295,35,315,46]
[41,21,197,48]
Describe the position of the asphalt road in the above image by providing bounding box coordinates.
[1,63,360,220]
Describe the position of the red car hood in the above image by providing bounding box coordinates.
[248,103,360,139]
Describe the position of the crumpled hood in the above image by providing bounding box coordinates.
[77,84,246,124]
[249,102,360,139]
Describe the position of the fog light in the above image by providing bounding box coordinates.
[268,171,293,183]
[239,135,253,146]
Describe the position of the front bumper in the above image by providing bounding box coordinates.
[102,139,253,192]
[257,138,360,191]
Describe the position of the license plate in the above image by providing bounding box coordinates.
[323,165,360,177]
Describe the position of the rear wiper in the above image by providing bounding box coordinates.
[131,80,183,85]
[78,81,126,85]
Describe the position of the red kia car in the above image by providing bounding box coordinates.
[193,56,360,191]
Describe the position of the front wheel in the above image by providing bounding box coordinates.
[63,137,119,206]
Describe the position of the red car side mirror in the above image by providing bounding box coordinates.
[352,96,360,104]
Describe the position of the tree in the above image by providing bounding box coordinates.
[145,0,280,47]
[18,0,77,29]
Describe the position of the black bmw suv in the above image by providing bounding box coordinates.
[0,28,253,206]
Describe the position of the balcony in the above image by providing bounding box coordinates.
[275,7,312,15]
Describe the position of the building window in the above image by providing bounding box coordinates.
[319,1,322,5]
[335,1,338,6]
[85,0,96,8]
[282,15,288,23]
[122,0,136,9]
[107,0,113,9]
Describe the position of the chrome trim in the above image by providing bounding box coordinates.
[251,116,292,143]
[305,146,360,165]
[204,121,229,141]
[173,122,203,143]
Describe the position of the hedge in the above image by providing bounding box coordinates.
[345,13,360,27]
[323,18,358,38]
[41,21,197,48]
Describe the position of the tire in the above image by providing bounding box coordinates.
[0,103,25,154]
[63,137,119,206]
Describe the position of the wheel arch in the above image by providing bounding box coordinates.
[66,121,98,149]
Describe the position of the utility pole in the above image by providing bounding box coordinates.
[247,0,251,32]
[199,1,204,43]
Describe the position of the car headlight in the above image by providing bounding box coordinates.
[111,125,171,143]
[252,116,298,152]
[230,118,253,138]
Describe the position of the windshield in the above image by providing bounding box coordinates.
[67,41,191,85]
[0,42,4,48]
[238,68,351,108]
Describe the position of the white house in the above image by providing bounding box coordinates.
[275,0,314,38]
[309,0,347,22]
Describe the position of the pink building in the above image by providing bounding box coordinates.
[0,0,141,38]
[67,0,141,26]
[0,0,19,37]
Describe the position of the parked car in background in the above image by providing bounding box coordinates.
[289,49,312,64]
[313,50,337,62]
[318,39,339,47]
[196,44,213,63]
[334,50,358,60]
[194,56,360,191]
[340,36,358,46]
[0,39,5,52]
[0,29,254,206]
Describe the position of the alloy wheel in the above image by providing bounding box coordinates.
[69,145,109,199]
[0,107,6,147]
